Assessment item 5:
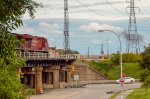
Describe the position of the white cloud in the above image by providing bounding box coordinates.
[80,22,124,33]
[39,22,60,30]
[12,24,36,35]
[37,22,63,35]
[13,22,63,35]
[90,39,102,45]
[22,0,150,21]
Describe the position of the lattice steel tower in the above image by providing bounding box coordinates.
[64,0,70,58]
[127,0,140,53]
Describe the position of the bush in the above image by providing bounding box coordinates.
[90,60,113,76]
[111,53,142,65]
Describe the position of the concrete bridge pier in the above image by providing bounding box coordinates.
[42,66,60,89]
[46,72,53,84]
[60,65,72,83]
[66,65,72,83]
[53,66,60,88]
[36,67,43,94]
[30,74,34,88]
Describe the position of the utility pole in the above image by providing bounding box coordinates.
[64,0,70,59]
[107,38,109,59]
[88,47,89,59]
[126,0,140,53]
[101,44,104,59]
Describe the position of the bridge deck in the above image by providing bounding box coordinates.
[20,52,76,67]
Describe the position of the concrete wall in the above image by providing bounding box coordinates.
[73,62,106,81]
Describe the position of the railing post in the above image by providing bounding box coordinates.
[38,53,39,58]
[29,52,30,58]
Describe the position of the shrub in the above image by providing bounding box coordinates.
[111,53,142,65]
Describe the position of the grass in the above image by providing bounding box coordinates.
[90,62,141,80]
[126,88,150,99]
[108,63,141,80]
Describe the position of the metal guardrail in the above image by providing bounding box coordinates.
[19,52,77,59]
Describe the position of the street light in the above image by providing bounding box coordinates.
[98,30,123,99]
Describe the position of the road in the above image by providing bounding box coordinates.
[30,83,140,99]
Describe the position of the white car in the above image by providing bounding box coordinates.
[115,77,135,84]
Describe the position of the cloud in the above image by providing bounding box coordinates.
[12,23,36,35]
[90,39,102,45]
[80,22,124,33]
[22,0,128,20]
[13,21,63,35]
[39,22,60,30]
[36,22,63,35]
[21,0,150,22]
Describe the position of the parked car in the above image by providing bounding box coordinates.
[115,77,135,84]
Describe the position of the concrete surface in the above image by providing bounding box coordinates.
[30,83,140,99]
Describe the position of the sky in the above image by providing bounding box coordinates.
[14,0,150,55]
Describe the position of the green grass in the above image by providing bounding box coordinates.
[108,63,141,80]
[90,62,141,80]
[126,88,150,99]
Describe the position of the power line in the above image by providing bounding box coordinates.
[75,0,125,18]
[139,1,150,14]
[104,0,127,15]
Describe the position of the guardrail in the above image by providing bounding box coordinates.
[19,52,77,59]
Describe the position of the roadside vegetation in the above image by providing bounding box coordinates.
[108,63,141,80]
[90,61,141,80]
[109,92,120,99]
[89,53,142,80]
[56,49,79,54]
[125,45,150,99]
[0,0,40,99]
[126,88,150,99]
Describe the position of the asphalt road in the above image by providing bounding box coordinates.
[68,83,141,99]
[31,83,141,99]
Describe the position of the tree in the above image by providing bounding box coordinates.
[111,52,120,65]
[140,44,150,91]
[141,44,150,69]
[0,0,41,30]
[111,52,142,65]
[0,0,41,99]
[56,49,79,54]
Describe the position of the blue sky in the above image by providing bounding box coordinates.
[13,0,150,55]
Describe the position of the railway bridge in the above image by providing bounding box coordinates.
[19,52,77,93]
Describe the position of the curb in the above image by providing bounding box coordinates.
[110,88,139,99]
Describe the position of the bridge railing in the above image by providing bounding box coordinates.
[20,52,77,59]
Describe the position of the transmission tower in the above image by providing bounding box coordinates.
[64,0,70,58]
[126,0,140,53]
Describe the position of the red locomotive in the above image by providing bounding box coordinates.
[14,33,49,52]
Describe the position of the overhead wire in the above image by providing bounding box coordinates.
[139,1,150,14]
[104,0,127,16]
[75,0,126,18]
[135,2,150,23]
